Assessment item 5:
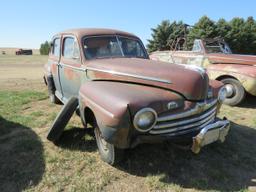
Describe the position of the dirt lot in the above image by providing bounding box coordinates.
[0,55,256,192]
[0,55,47,90]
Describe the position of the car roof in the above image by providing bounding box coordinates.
[56,28,139,39]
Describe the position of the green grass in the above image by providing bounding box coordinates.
[0,90,256,192]
[0,91,48,192]
[0,91,48,127]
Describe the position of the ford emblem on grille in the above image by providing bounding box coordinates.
[167,101,179,110]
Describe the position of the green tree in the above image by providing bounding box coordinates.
[216,18,231,38]
[188,16,256,54]
[224,16,256,54]
[147,20,187,52]
[242,16,256,54]
[225,17,246,53]
[40,41,50,55]
[187,16,218,48]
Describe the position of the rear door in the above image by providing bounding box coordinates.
[48,36,63,99]
[59,35,82,101]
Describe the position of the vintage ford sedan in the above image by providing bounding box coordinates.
[150,38,256,106]
[44,28,230,165]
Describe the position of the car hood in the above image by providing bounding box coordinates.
[208,53,256,65]
[85,58,209,101]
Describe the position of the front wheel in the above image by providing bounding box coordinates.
[94,126,124,165]
[221,78,245,106]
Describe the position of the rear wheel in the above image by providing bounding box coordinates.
[221,78,245,106]
[94,125,124,165]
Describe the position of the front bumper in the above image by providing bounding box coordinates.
[191,118,230,153]
[130,118,230,152]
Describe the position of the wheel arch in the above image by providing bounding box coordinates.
[216,74,239,81]
[83,106,97,127]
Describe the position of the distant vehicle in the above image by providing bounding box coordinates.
[44,28,230,165]
[15,49,33,55]
[150,37,256,106]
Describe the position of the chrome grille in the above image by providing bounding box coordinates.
[150,99,218,135]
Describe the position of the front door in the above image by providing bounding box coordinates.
[59,36,82,102]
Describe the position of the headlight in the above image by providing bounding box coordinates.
[218,87,227,102]
[133,108,157,132]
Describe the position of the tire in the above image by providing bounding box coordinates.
[221,78,245,106]
[94,126,124,165]
[47,97,78,142]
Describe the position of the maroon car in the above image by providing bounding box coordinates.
[44,28,230,165]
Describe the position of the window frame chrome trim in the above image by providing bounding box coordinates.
[59,62,85,72]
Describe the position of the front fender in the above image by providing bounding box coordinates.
[78,81,182,148]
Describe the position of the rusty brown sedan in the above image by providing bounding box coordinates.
[44,28,230,165]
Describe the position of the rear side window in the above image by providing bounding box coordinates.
[63,37,80,59]
[52,38,60,57]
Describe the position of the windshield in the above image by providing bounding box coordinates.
[83,36,147,60]
[205,40,232,54]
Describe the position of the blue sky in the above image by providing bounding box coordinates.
[0,0,255,49]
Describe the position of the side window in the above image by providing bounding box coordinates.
[63,37,80,59]
[52,38,60,57]
[192,40,202,52]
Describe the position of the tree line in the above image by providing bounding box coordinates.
[40,41,50,55]
[147,16,256,54]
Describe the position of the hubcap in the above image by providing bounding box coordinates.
[225,84,234,98]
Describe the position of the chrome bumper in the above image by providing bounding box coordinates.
[191,118,230,154]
